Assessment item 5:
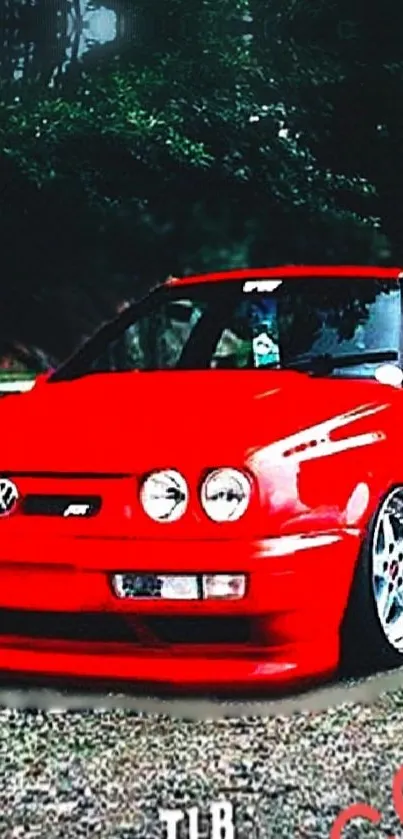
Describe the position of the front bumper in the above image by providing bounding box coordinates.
[0,530,361,689]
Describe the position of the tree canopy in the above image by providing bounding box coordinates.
[0,0,401,361]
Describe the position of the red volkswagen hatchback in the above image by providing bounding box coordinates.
[0,265,402,691]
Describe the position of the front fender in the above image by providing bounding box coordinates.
[247,400,400,536]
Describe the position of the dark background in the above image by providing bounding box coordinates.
[0,0,402,368]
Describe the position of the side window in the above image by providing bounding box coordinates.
[212,329,252,368]
[211,297,280,369]
[93,298,206,372]
[153,300,205,368]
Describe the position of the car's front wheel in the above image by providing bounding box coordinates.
[341,485,403,674]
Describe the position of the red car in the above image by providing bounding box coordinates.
[0,265,402,692]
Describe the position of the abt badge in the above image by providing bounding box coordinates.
[63,503,91,517]
[0,479,19,516]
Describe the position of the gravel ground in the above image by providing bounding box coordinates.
[2,688,403,838]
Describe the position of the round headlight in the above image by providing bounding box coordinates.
[200,468,251,522]
[140,470,188,522]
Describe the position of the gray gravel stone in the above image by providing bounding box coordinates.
[1,692,403,838]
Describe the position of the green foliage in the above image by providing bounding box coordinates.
[0,1,369,216]
[0,0,398,360]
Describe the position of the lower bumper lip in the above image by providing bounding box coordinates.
[0,636,338,688]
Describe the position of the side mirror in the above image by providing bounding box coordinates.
[32,370,54,389]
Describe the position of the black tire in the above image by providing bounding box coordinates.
[341,486,403,676]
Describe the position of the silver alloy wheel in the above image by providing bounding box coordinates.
[372,487,403,652]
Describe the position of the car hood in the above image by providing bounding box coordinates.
[0,370,394,473]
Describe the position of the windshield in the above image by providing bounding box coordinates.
[51,278,402,381]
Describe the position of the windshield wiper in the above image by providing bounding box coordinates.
[283,349,399,375]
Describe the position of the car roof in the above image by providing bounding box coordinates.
[166,265,403,287]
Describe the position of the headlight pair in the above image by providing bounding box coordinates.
[140,468,251,523]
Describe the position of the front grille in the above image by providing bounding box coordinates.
[21,495,102,517]
[0,611,254,646]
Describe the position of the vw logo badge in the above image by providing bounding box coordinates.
[0,479,19,516]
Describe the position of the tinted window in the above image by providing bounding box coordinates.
[52,278,402,381]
